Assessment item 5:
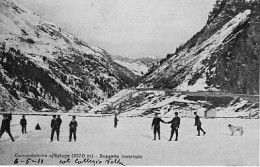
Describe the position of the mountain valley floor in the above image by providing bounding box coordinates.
[0,115,258,165]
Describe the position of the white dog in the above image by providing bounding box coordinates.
[228,124,244,136]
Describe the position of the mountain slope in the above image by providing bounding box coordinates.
[111,55,159,76]
[0,0,137,112]
[139,0,259,95]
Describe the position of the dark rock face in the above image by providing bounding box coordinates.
[0,0,138,112]
[140,0,259,95]
[0,50,76,110]
[213,21,260,95]
[204,0,260,95]
[0,49,137,111]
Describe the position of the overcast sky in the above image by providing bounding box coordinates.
[19,0,215,58]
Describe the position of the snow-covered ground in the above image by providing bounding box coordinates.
[0,115,258,165]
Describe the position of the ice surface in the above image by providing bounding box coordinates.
[0,115,258,165]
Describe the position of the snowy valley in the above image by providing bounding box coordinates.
[0,0,259,166]
[0,0,258,118]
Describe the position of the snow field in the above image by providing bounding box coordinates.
[0,115,258,165]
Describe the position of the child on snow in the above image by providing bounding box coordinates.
[35,123,41,130]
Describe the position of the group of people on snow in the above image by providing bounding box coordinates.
[0,111,78,142]
[1,109,205,143]
[49,114,78,142]
[151,112,206,141]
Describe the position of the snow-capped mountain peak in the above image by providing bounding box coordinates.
[111,55,159,76]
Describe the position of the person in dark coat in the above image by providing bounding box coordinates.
[69,116,78,142]
[114,114,119,128]
[194,112,206,136]
[50,115,60,142]
[167,112,180,141]
[0,114,15,142]
[8,113,12,121]
[20,115,27,134]
[57,115,62,136]
[151,113,165,140]
[35,123,41,130]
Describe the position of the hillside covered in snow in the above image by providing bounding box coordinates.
[0,0,138,112]
[139,0,259,95]
[89,89,259,118]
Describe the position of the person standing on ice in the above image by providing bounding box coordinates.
[194,112,206,136]
[69,116,78,142]
[151,113,165,140]
[50,115,60,142]
[57,115,62,136]
[167,112,180,141]
[0,113,15,142]
[114,114,119,128]
[20,115,27,134]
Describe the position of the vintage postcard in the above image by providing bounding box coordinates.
[0,0,259,166]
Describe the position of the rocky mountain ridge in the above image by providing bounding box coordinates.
[111,55,159,76]
[0,0,138,112]
[139,0,259,95]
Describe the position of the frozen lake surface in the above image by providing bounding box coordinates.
[0,115,259,165]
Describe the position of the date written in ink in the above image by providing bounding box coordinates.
[14,158,44,165]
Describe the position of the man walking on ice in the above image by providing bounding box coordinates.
[114,114,119,128]
[151,113,165,140]
[69,116,78,142]
[56,115,62,137]
[0,113,15,142]
[194,112,206,136]
[167,112,180,141]
[50,115,60,142]
[20,115,27,134]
